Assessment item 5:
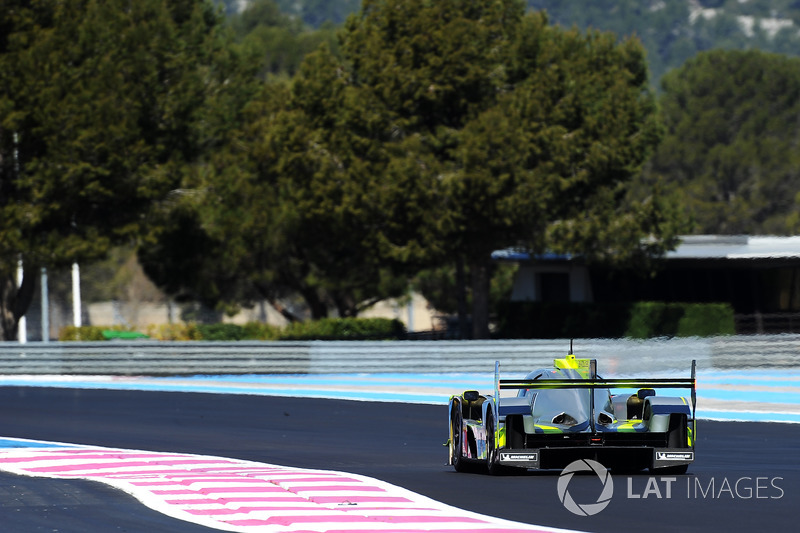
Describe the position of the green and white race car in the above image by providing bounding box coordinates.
[447,350,696,474]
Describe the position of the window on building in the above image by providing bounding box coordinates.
[540,272,570,303]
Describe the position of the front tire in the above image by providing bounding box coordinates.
[485,410,504,475]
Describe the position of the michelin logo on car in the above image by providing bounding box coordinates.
[657,451,694,461]
[499,452,538,462]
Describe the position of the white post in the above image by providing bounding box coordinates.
[72,262,82,327]
[407,297,414,333]
[14,135,27,343]
[40,267,49,342]
[16,259,26,344]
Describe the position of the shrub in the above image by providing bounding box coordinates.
[59,325,107,341]
[196,323,247,341]
[241,322,281,340]
[150,322,280,341]
[497,301,735,339]
[145,323,202,341]
[280,317,405,340]
[59,317,405,342]
[676,303,736,337]
[625,302,735,338]
[625,302,685,338]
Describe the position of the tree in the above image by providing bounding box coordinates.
[140,40,412,321]
[183,44,410,320]
[141,0,680,331]
[339,1,679,338]
[273,0,361,27]
[227,0,340,80]
[528,1,800,91]
[647,49,800,234]
[0,0,235,339]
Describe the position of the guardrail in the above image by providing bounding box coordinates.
[1,335,799,375]
[0,342,312,375]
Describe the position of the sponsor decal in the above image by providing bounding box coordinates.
[499,452,538,462]
[656,451,694,461]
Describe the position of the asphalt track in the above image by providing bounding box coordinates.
[0,386,797,533]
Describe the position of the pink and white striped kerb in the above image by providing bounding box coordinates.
[0,443,576,533]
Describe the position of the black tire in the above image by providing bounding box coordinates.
[485,409,504,475]
[451,404,469,473]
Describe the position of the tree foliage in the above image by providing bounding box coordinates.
[225,1,800,89]
[141,39,412,320]
[647,49,800,234]
[274,0,360,28]
[172,0,681,335]
[227,0,340,80]
[0,0,238,339]
[1,0,688,339]
[521,1,800,89]
[336,1,680,337]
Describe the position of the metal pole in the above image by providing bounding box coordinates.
[72,262,82,327]
[407,296,414,333]
[16,259,26,344]
[40,267,49,342]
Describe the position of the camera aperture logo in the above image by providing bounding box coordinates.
[557,459,614,516]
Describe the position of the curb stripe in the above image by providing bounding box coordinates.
[0,439,580,533]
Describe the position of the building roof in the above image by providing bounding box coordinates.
[491,235,800,262]
[666,235,800,260]
[490,249,571,261]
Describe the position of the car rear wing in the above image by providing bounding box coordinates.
[498,376,696,390]
[493,358,697,435]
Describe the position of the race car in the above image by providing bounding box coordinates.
[447,349,696,474]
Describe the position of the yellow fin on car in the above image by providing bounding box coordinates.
[553,354,592,378]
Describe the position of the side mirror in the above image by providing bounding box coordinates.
[463,390,480,402]
[637,388,656,399]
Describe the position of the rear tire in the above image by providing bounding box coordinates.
[451,404,469,473]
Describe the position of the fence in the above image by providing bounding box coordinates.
[735,313,800,335]
[1,336,799,375]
